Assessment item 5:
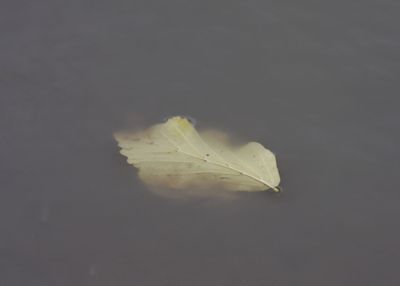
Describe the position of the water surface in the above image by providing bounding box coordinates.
[1,1,400,285]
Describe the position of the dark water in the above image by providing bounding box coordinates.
[1,1,400,285]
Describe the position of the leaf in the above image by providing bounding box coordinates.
[114,116,281,192]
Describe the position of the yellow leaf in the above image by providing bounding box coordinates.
[114,116,281,192]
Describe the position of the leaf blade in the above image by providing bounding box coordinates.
[114,116,281,192]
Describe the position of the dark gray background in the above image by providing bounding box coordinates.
[1,0,399,285]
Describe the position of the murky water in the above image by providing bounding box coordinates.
[1,1,400,285]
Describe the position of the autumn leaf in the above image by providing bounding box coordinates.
[114,116,281,192]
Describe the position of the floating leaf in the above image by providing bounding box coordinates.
[114,116,281,192]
